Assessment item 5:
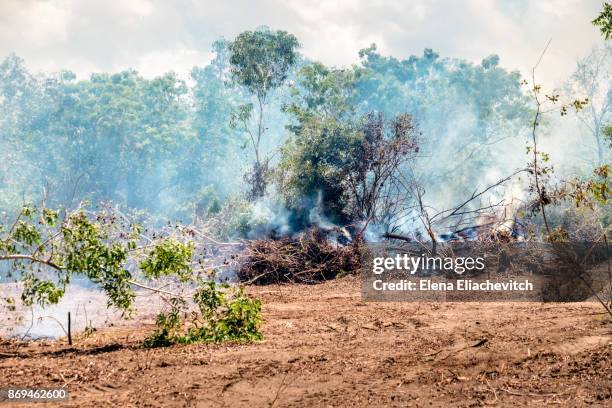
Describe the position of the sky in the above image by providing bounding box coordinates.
[0,0,606,88]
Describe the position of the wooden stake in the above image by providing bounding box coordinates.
[67,312,72,346]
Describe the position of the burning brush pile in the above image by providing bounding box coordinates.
[238,228,362,285]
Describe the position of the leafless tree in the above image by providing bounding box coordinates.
[566,43,612,165]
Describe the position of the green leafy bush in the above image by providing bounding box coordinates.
[144,281,263,347]
[1,204,265,346]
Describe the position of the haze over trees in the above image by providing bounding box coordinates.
[228,29,300,199]
[0,27,608,237]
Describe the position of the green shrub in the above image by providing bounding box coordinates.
[144,281,262,347]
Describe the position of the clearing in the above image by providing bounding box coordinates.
[0,276,610,407]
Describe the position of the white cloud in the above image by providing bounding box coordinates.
[130,47,213,79]
[0,0,71,49]
[0,0,605,87]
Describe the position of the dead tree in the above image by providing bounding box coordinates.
[345,112,420,233]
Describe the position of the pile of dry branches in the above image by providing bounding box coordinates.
[238,228,361,284]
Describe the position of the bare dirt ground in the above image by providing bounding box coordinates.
[0,276,610,407]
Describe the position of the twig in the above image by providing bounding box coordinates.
[19,306,35,343]
[38,315,68,337]
[127,280,181,298]
[0,254,64,270]
[186,228,243,246]
[269,370,291,408]
[484,378,498,403]
[500,388,563,398]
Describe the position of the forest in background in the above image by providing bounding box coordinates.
[1,27,609,241]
